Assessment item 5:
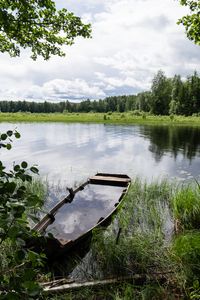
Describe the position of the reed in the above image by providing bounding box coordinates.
[172,184,200,231]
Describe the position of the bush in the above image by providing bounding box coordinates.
[0,130,45,299]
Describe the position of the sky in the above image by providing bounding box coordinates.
[0,0,200,102]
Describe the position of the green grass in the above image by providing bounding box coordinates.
[88,179,176,279]
[1,112,200,125]
[172,184,200,230]
[172,231,200,281]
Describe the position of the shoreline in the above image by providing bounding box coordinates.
[1,112,200,125]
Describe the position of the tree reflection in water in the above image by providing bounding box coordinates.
[141,125,200,162]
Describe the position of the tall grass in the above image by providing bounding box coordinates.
[172,231,200,280]
[88,179,175,279]
[172,184,200,231]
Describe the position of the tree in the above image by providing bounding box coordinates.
[169,75,184,114]
[150,70,172,115]
[0,0,91,60]
[178,0,200,45]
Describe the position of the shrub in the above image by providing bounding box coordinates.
[0,130,45,298]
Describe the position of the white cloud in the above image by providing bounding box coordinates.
[0,0,199,101]
[0,79,105,101]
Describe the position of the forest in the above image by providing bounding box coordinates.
[1,70,200,116]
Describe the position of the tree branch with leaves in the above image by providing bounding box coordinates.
[178,0,200,45]
[0,0,91,60]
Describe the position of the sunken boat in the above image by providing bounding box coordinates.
[29,173,131,262]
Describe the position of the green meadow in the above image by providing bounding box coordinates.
[1,112,200,125]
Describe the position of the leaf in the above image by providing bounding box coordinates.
[4,181,16,193]
[23,281,41,297]
[30,166,39,174]
[21,161,28,169]
[15,249,26,261]
[6,143,12,150]
[25,174,32,182]
[7,130,13,136]
[8,225,21,239]
[1,133,7,140]
[14,132,21,139]
[14,165,20,172]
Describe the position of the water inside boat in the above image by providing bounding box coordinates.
[45,184,124,241]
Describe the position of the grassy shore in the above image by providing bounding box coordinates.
[43,178,200,299]
[1,176,200,298]
[1,112,200,125]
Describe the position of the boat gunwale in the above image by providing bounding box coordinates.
[31,173,131,260]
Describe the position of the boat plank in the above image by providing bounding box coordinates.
[90,175,130,185]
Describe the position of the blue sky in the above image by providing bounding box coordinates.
[0,0,200,102]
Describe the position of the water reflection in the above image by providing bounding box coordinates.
[141,125,200,162]
[1,122,200,184]
[45,184,124,241]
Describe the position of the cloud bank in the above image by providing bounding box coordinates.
[0,0,199,101]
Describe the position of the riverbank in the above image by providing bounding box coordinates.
[43,178,200,299]
[1,112,200,125]
[1,177,200,298]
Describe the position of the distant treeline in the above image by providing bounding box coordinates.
[1,70,200,116]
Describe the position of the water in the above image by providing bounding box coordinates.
[45,184,124,242]
[1,122,200,186]
[2,122,199,275]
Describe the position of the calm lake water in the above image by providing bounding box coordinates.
[1,122,200,186]
[2,122,199,268]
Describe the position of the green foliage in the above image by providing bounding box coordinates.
[131,109,142,116]
[0,130,45,298]
[189,280,200,299]
[0,0,91,59]
[151,70,172,115]
[178,1,200,45]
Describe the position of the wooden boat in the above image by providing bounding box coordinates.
[29,173,131,262]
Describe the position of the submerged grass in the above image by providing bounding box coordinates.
[89,179,175,278]
[1,112,200,125]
